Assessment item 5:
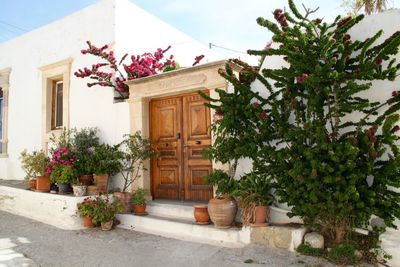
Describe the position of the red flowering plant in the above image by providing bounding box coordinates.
[75,41,205,99]
[47,147,77,184]
[77,195,123,225]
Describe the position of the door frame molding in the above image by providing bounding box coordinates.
[126,60,237,198]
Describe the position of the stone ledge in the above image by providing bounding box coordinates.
[0,185,85,230]
[250,225,307,252]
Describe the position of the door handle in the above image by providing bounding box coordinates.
[195,140,201,145]
[176,132,181,139]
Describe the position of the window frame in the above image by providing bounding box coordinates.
[0,68,11,157]
[39,58,72,153]
[51,80,64,130]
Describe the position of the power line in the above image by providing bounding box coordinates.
[0,19,28,32]
[209,43,248,55]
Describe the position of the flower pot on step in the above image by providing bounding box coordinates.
[72,185,87,197]
[208,197,237,229]
[83,216,94,228]
[36,175,51,192]
[133,204,147,215]
[193,205,210,225]
[28,179,36,190]
[101,220,113,231]
[79,175,93,186]
[251,205,269,227]
[114,192,132,213]
[58,183,70,194]
[87,185,98,196]
[94,174,108,193]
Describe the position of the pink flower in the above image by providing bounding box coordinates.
[296,73,308,83]
[192,55,204,66]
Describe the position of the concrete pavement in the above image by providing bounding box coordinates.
[0,210,332,267]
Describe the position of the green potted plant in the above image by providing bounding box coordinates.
[20,149,50,191]
[92,195,123,231]
[234,172,274,227]
[132,188,149,215]
[77,197,97,228]
[71,127,100,185]
[206,166,239,229]
[114,132,156,213]
[91,144,123,193]
[50,165,77,193]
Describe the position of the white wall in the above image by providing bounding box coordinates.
[0,0,223,180]
[0,0,117,180]
[114,0,222,68]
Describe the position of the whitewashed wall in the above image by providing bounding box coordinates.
[0,0,222,181]
[114,0,222,68]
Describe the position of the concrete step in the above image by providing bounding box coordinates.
[381,228,400,267]
[146,200,202,221]
[116,213,250,247]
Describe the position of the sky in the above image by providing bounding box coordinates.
[0,0,399,64]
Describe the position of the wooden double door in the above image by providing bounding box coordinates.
[150,91,213,201]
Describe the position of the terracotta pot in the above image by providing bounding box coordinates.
[36,176,51,192]
[87,185,98,196]
[208,197,237,229]
[101,220,113,231]
[133,204,147,215]
[94,174,109,193]
[83,216,94,228]
[251,205,269,227]
[28,179,36,190]
[58,183,70,194]
[79,175,93,186]
[72,185,87,197]
[114,192,132,213]
[193,205,210,225]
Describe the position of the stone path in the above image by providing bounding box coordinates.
[0,210,333,267]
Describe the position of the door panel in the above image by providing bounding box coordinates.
[182,93,213,201]
[150,91,212,201]
[151,97,182,200]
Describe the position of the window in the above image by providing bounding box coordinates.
[0,67,10,156]
[52,80,63,129]
[39,58,72,152]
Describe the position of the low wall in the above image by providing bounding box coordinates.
[0,185,85,230]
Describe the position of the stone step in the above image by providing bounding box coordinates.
[146,200,202,221]
[116,213,250,248]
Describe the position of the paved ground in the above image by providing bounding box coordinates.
[0,211,334,267]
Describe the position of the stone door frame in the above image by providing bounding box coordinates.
[126,60,234,198]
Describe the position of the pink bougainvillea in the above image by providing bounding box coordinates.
[75,41,205,98]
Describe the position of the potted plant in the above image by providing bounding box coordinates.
[91,144,123,193]
[92,195,123,231]
[114,132,156,213]
[71,127,100,185]
[77,197,97,228]
[72,177,87,197]
[50,164,77,193]
[234,172,274,227]
[20,149,50,191]
[47,146,77,193]
[132,188,148,215]
[206,167,238,229]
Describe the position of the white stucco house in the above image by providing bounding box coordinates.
[1,1,400,264]
[0,0,222,183]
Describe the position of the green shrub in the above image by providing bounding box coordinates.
[297,244,325,257]
[328,243,359,265]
